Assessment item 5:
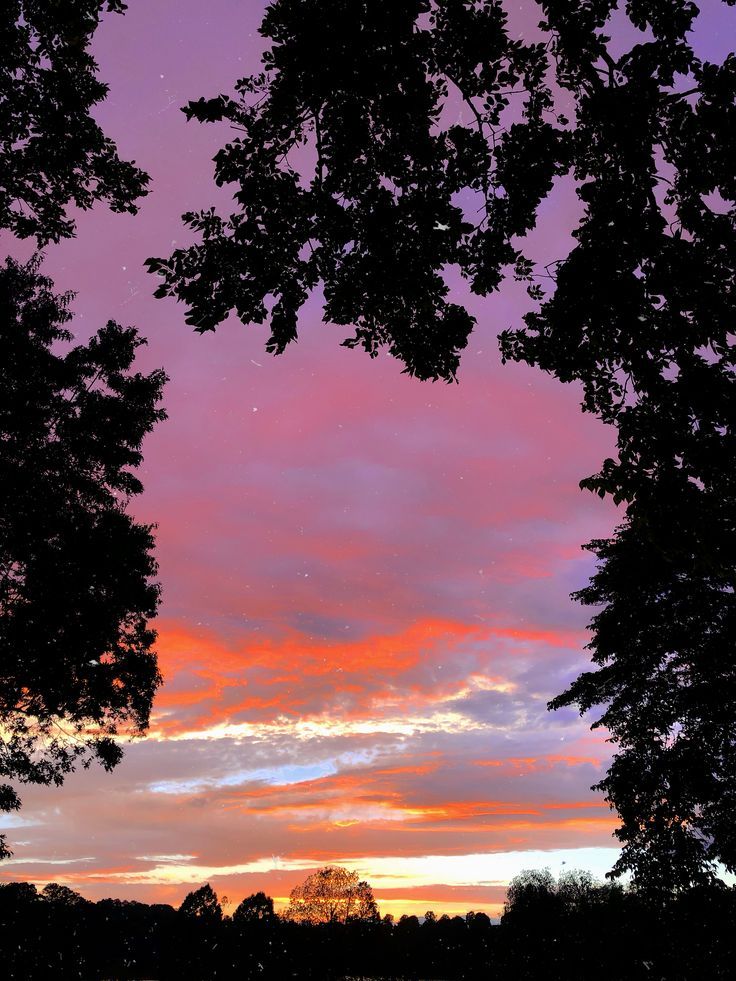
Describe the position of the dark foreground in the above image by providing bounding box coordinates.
[1,880,735,979]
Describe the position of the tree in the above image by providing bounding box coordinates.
[0,1,149,244]
[0,256,166,858]
[147,0,560,381]
[466,910,491,929]
[554,869,598,915]
[515,3,736,894]
[178,883,223,923]
[233,891,276,924]
[353,878,381,922]
[1,2,161,860]
[148,0,736,890]
[285,866,379,924]
[41,883,88,907]
[501,869,562,928]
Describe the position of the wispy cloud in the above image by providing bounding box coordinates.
[0,0,622,917]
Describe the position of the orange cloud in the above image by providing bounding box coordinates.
[147,616,586,739]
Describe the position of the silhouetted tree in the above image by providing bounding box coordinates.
[0,877,735,980]
[352,878,380,922]
[0,256,165,858]
[555,869,597,914]
[233,890,276,924]
[41,883,88,907]
[1,0,161,862]
[285,866,379,924]
[0,1,149,244]
[178,883,223,922]
[147,0,559,380]
[0,880,38,906]
[502,868,562,927]
[148,0,736,891]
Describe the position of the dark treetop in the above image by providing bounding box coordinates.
[148,0,736,891]
[0,1,148,244]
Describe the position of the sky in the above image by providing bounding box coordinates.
[2,0,733,919]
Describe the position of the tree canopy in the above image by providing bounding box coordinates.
[0,256,165,859]
[40,883,88,908]
[502,867,623,926]
[233,891,276,924]
[3,874,736,979]
[178,883,223,923]
[148,0,736,891]
[0,2,161,859]
[285,866,379,924]
[0,0,149,244]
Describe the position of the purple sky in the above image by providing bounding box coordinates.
[2,0,733,918]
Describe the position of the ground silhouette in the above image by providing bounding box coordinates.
[0,868,735,979]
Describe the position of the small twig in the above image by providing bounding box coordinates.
[443,72,492,208]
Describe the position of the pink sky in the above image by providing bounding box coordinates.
[3,0,732,919]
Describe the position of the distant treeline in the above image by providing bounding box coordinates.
[1,873,735,979]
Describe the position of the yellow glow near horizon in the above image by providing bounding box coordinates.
[87,847,621,890]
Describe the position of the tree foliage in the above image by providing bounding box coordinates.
[147,0,564,381]
[149,0,736,890]
[515,0,736,892]
[233,891,276,924]
[502,868,562,924]
[502,867,624,924]
[1,1,162,860]
[3,876,736,980]
[285,866,379,924]
[41,883,88,908]
[178,883,223,922]
[0,256,166,858]
[0,0,149,244]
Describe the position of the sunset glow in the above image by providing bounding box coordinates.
[0,0,670,918]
